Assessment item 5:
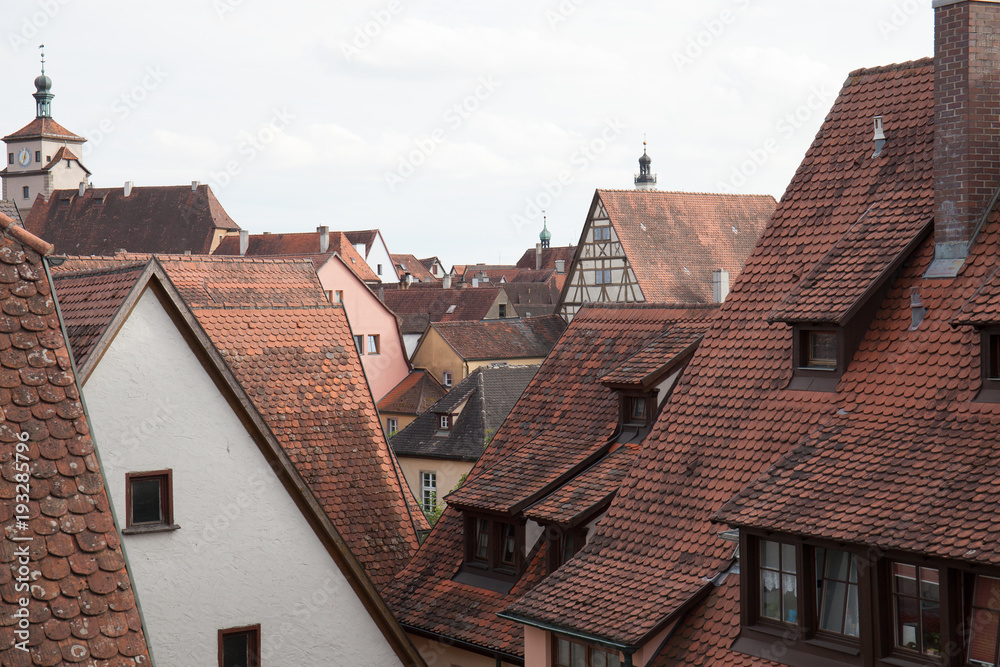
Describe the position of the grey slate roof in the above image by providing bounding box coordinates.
[390,364,539,461]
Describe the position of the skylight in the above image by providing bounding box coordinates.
[446,305,457,314]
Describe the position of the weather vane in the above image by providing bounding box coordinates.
[39,44,45,74]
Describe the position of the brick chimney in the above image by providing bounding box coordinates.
[928,0,1000,277]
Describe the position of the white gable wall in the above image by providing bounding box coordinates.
[82,288,401,666]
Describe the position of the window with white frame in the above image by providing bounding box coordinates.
[420,471,437,513]
[386,418,398,435]
[443,371,452,388]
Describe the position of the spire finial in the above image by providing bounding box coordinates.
[539,211,551,248]
[32,45,53,118]
[39,44,45,75]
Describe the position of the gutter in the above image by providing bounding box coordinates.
[403,623,524,666]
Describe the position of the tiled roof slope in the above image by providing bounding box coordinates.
[514,246,576,271]
[390,364,539,461]
[381,287,502,334]
[377,370,446,415]
[213,230,380,282]
[523,446,635,526]
[0,202,23,228]
[652,576,783,667]
[599,322,710,387]
[51,265,146,367]
[505,58,937,647]
[431,316,566,361]
[599,189,775,303]
[3,117,84,142]
[952,263,1000,325]
[0,214,151,665]
[25,185,239,256]
[383,303,717,658]
[391,254,438,284]
[51,255,428,587]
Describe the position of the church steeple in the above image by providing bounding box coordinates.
[33,45,53,118]
[540,214,551,249]
[634,139,657,190]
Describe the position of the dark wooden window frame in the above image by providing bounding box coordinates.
[977,329,1000,402]
[218,624,260,667]
[546,525,588,574]
[620,392,653,427]
[735,529,997,667]
[551,633,622,667]
[123,469,179,534]
[462,512,525,580]
[789,325,846,392]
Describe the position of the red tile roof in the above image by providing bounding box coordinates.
[52,255,428,588]
[505,58,938,648]
[51,265,146,367]
[391,254,439,284]
[213,230,380,282]
[515,246,576,271]
[430,316,566,362]
[597,189,775,303]
[25,185,239,256]
[599,321,710,388]
[0,214,151,665]
[376,369,446,415]
[381,287,502,334]
[3,117,84,142]
[522,446,635,526]
[383,303,717,659]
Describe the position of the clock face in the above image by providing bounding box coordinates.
[17,148,30,168]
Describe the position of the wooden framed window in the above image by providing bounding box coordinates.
[353,335,363,356]
[594,269,613,285]
[800,330,837,370]
[438,414,451,430]
[498,304,507,318]
[547,526,587,574]
[386,418,398,435]
[219,625,260,667]
[979,330,1000,402]
[367,334,380,354]
[22,186,29,200]
[442,371,452,388]
[969,575,1000,666]
[124,470,175,533]
[759,539,799,624]
[815,547,861,637]
[34,151,40,163]
[593,225,612,242]
[790,326,844,391]
[553,635,621,667]
[472,517,490,564]
[464,514,523,575]
[890,562,941,657]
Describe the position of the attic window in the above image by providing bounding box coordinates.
[463,514,524,577]
[446,305,457,314]
[219,625,260,667]
[593,226,611,242]
[438,414,452,430]
[977,330,1000,402]
[622,394,652,427]
[123,470,178,534]
[801,330,837,370]
[789,326,842,392]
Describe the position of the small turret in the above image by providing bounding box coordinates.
[634,140,657,190]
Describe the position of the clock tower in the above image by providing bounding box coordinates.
[2,51,89,222]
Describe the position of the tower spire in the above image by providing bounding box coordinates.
[634,137,657,190]
[33,44,53,118]
[539,212,551,249]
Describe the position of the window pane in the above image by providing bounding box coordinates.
[897,596,920,650]
[500,523,516,566]
[590,650,607,667]
[820,580,847,633]
[894,562,918,596]
[782,543,797,574]
[131,478,162,524]
[556,638,570,667]
[571,642,586,667]
[970,608,1000,665]
[844,584,860,637]
[222,633,249,667]
[761,540,779,570]
[475,519,489,560]
[761,570,781,620]
[782,573,798,624]
[921,598,941,655]
[608,655,620,667]
[825,549,850,581]
[807,331,837,369]
[919,567,940,602]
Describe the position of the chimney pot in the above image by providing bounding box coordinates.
[239,229,249,256]
[124,181,133,197]
[191,181,199,192]
[317,225,330,253]
[472,278,479,288]
[443,274,452,289]
[78,182,86,197]
[535,242,543,270]
[872,116,886,158]
[555,259,565,274]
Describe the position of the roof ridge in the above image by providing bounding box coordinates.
[51,262,148,279]
[846,56,933,78]
[597,188,776,199]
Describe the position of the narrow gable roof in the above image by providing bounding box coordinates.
[382,286,502,334]
[0,214,152,665]
[213,230,380,282]
[25,185,239,256]
[377,370,446,415]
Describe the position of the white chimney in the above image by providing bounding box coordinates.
[472,278,479,288]
[555,259,565,274]
[239,229,249,256]
[124,181,133,197]
[443,274,452,289]
[78,182,86,197]
[317,226,329,253]
[535,242,543,270]
[712,269,730,304]
[191,181,200,192]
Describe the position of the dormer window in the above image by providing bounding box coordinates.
[462,514,523,577]
[979,330,1000,402]
[620,393,653,427]
[438,414,451,430]
[801,330,837,370]
[789,326,843,392]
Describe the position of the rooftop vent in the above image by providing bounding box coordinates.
[191,180,199,192]
[446,305,457,314]
[909,286,926,331]
[872,116,886,158]
[78,182,86,197]
[124,181,133,197]
[239,229,249,256]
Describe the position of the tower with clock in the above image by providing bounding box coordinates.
[1,49,90,222]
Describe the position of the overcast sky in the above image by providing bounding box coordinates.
[0,0,933,268]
